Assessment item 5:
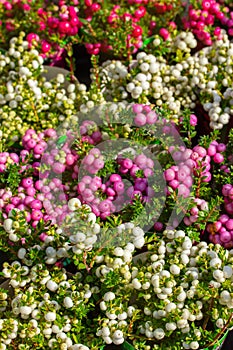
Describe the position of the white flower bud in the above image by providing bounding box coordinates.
[9,233,19,242]
[165,302,176,313]
[165,322,176,331]
[170,264,180,275]
[46,280,58,292]
[209,258,222,268]
[216,318,224,328]
[101,327,110,337]
[177,291,186,302]
[113,330,123,340]
[3,218,13,232]
[20,306,32,315]
[68,198,81,211]
[223,265,233,278]
[133,237,145,248]
[113,247,124,257]
[45,312,56,322]
[132,278,141,289]
[100,301,107,311]
[17,248,27,259]
[190,341,199,349]
[154,328,165,340]
[63,297,73,308]
[46,246,56,257]
[103,292,115,302]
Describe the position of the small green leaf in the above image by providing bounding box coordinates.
[122,342,135,350]
[56,135,67,147]
[142,36,155,48]
[78,263,86,270]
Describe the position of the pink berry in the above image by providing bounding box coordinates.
[31,210,43,221]
[146,111,157,124]
[132,25,143,38]
[27,139,37,149]
[134,113,147,126]
[52,162,66,174]
[222,184,232,196]
[159,28,170,40]
[99,199,111,212]
[26,187,36,196]
[193,145,207,158]
[110,174,121,182]
[217,143,226,152]
[122,158,133,169]
[190,114,197,126]
[178,184,190,197]
[58,21,71,34]
[220,231,231,243]
[41,40,51,53]
[169,179,180,189]
[226,219,233,230]
[164,168,175,181]
[213,153,224,163]
[30,200,43,210]
[219,215,229,224]
[34,143,45,155]
[183,176,193,187]
[132,104,143,114]
[113,181,125,194]
[154,222,163,231]
[21,178,33,188]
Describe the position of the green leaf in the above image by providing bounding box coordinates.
[142,36,155,48]
[122,342,135,350]
[56,135,67,148]
[78,263,86,270]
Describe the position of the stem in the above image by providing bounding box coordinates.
[67,43,76,82]
[30,99,39,123]
[91,55,100,91]
[173,191,189,215]
[126,35,132,64]
[202,297,214,330]
[200,200,220,236]
[83,251,91,273]
[195,169,202,198]
[86,22,96,38]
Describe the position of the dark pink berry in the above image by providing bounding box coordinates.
[21,178,33,188]
[213,153,224,163]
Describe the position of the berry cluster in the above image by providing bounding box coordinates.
[222,184,233,215]
[183,0,233,45]
[207,214,233,248]
[132,104,158,126]
[77,175,115,219]
[117,154,155,200]
[80,120,102,145]
[82,148,104,175]
[77,150,156,220]
[164,147,194,199]
[164,143,221,199]
[22,129,49,159]
[184,198,208,226]
[0,152,19,173]
[98,31,233,130]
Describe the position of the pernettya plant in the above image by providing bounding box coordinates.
[1,228,233,350]
[97,229,233,350]
[96,29,233,130]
